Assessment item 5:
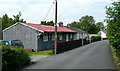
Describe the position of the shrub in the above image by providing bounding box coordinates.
[91,36,101,42]
[1,45,31,71]
[106,2,120,58]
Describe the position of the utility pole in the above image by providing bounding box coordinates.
[54,0,57,55]
[100,29,102,41]
[82,33,84,46]
[100,24,102,41]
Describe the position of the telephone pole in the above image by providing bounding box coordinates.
[55,0,57,54]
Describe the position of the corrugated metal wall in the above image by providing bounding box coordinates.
[3,23,38,51]
[38,33,75,51]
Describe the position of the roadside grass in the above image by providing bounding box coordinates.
[28,50,54,56]
[111,46,120,71]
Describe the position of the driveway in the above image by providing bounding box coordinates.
[20,40,117,70]
[30,55,48,62]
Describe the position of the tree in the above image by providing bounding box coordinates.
[70,21,78,27]
[13,11,26,23]
[0,18,2,39]
[0,18,2,25]
[106,1,120,57]
[41,21,54,26]
[70,15,98,34]
[1,12,26,30]
[96,22,105,31]
[2,14,13,30]
[89,24,98,34]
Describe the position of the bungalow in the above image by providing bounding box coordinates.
[65,24,89,40]
[97,30,107,40]
[3,22,76,52]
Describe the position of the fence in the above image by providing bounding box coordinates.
[55,39,89,54]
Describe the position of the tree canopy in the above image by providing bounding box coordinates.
[0,18,2,39]
[106,1,120,57]
[1,12,26,30]
[96,22,105,31]
[2,14,13,30]
[13,12,26,23]
[40,21,54,26]
[70,15,101,34]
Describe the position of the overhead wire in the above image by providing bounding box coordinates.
[43,2,55,20]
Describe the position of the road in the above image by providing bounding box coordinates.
[21,40,117,70]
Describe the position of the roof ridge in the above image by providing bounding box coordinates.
[22,23,55,27]
[3,22,76,33]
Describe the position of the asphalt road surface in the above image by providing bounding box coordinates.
[22,40,117,70]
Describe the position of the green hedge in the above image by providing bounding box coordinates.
[91,36,101,42]
[106,2,120,58]
[1,45,31,71]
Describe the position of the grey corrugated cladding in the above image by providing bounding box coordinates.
[3,23,38,51]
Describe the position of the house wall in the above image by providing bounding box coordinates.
[38,33,75,51]
[38,33,54,50]
[101,31,107,38]
[76,32,83,40]
[3,23,38,51]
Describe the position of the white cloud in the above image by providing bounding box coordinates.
[0,0,113,25]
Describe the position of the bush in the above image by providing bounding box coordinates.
[91,36,101,42]
[1,45,31,71]
[106,2,120,58]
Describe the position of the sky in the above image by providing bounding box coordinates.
[0,0,116,26]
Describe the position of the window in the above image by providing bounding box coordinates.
[11,40,24,48]
[83,33,85,39]
[66,34,69,41]
[77,34,79,40]
[80,33,82,39]
[74,34,77,40]
[59,34,62,40]
[43,34,48,42]
[85,33,87,38]
[70,34,72,39]
[79,33,81,39]
[52,34,55,41]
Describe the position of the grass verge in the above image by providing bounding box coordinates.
[111,46,120,71]
[28,50,54,56]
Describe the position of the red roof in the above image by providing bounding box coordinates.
[21,23,76,33]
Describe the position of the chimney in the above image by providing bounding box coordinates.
[67,24,71,27]
[58,21,63,27]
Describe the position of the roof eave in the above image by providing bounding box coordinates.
[3,22,19,32]
[3,22,44,33]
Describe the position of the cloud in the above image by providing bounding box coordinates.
[0,0,113,25]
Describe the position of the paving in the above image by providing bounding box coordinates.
[21,40,117,70]
[30,55,48,62]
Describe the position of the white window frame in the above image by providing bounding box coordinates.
[85,33,87,38]
[70,34,72,39]
[43,34,48,42]
[77,34,79,40]
[59,34,62,40]
[83,33,85,39]
[66,34,69,41]
[74,34,77,40]
[52,34,55,41]
[80,33,82,39]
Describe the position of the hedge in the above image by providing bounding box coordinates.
[91,36,101,42]
[1,45,31,71]
[106,2,120,58]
